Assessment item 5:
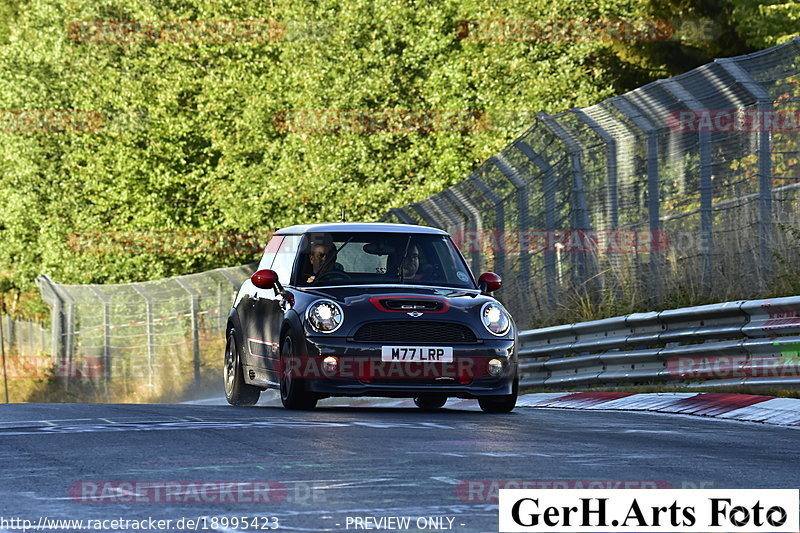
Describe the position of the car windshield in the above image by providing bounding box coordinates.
[295,232,476,288]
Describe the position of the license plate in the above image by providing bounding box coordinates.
[381,346,454,362]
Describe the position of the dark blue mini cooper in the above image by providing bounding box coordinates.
[224,223,518,412]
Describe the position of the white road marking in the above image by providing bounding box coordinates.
[430,476,462,485]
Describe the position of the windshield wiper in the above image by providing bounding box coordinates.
[397,235,411,284]
[312,236,353,285]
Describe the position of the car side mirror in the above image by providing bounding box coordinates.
[478,272,502,294]
[252,269,279,290]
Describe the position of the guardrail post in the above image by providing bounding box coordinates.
[175,279,200,385]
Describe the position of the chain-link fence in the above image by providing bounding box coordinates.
[383,37,800,328]
[27,38,800,394]
[33,263,255,397]
[0,315,50,385]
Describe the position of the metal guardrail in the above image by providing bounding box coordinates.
[518,295,800,390]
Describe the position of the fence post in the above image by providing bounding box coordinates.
[492,153,532,311]
[572,108,619,229]
[1,316,8,403]
[35,275,66,384]
[216,282,225,333]
[218,269,246,333]
[6,315,13,355]
[468,171,506,284]
[175,279,200,385]
[514,139,557,307]
[538,112,595,291]
[444,188,484,276]
[89,287,112,387]
[409,201,441,228]
[661,79,714,294]
[388,207,416,225]
[131,286,155,388]
[610,97,662,302]
[715,58,774,290]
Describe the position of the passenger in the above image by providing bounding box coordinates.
[398,244,426,281]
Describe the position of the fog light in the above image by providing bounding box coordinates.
[487,358,503,377]
[323,356,338,374]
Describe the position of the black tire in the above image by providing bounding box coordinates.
[279,334,318,410]
[478,375,518,413]
[414,394,447,411]
[224,330,261,406]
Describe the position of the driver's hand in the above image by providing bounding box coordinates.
[306,275,315,283]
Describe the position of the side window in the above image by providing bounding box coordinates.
[337,244,386,273]
[257,235,284,271]
[271,235,302,285]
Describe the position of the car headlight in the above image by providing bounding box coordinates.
[481,302,511,336]
[306,299,344,333]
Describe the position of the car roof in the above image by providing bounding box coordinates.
[274,222,449,236]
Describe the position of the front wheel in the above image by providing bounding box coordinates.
[279,334,318,410]
[224,331,261,406]
[478,375,518,413]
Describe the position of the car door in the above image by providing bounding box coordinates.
[249,234,301,383]
[240,235,283,376]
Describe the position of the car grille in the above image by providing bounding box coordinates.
[380,298,443,311]
[353,321,478,344]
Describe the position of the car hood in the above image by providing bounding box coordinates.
[296,284,482,302]
[294,285,511,337]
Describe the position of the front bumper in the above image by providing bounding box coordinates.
[292,336,517,399]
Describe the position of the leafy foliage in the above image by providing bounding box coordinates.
[0,0,786,289]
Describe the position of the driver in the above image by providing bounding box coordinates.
[304,243,334,284]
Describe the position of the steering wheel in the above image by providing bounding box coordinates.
[317,270,352,282]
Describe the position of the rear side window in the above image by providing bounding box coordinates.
[271,235,302,285]
[257,236,284,271]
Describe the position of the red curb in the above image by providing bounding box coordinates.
[666,393,773,416]
[547,392,636,407]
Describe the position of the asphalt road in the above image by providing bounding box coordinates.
[0,399,797,533]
